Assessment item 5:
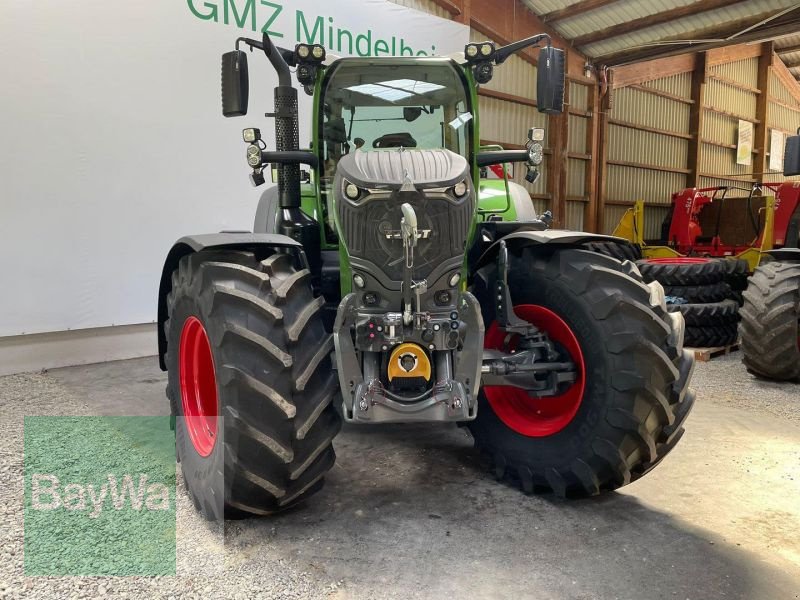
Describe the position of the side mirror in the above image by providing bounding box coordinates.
[221,50,249,117]
[784,130,800,176]
[537,46,565,115]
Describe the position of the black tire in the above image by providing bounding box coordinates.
[584,241,642,262]
[663,281,732,303]
[739,262,800,381]
[165,249,341,519]
[684,323,739,347]
[667,299,740,327]
[636,258,725,286]
[721,258,750,291]
[469,248,695,498]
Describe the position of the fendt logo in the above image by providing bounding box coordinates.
[186,0,439,57]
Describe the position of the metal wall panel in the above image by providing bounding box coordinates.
[709,57,759,87]
[699,146,753,184]
[705,80,757,120]
[470,30,539,101]
[570,82,589,111]
[613,88,691,133]
[567,158,586,198]
[607,125,688,169]
[478,96,546,144]
[603,205,628,235]
[701,111,741,146]
[641,72,692,99]
[510,155,549,196]
[607,164,686,205]
[568,115,587,153]
[769,71,800,108]
[565,200,585,230]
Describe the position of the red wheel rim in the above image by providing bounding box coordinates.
[483,305,586,437]
[642,257,711,264]
[179,316,219,457]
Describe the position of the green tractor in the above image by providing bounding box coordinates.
[157,32,695,519]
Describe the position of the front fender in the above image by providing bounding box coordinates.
[157,233,301,370]
[474,229,628,270]
[768,248,800,263]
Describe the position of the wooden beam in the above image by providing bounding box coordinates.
[611,54,696,88]
[585,83,601,232]
[627,84,694,105]
[596,11,800,66]
[429,0,461,16]
[454,0,470,24]
[706,73,761,94]
[777,43,800,55]
[687,52,707,187]
[768,95,800,113]
[477,87,537,108]
[607,159,692,175]
[541,0,618,23]
[594,72,612,232]
[771,52,800,104]
[608,118,693,140]
[572,0,742,48]
[704,105,761,125]
[547,83,570,227]
[754,43,773,183]
[706,43,763,67]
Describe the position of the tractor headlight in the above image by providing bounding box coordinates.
[528,142,543,165]
[448,272,461,287]
[246,144,262,168]
[353,273,366,289]
[480,43,494,57]
[296,44,310,59]
[344,181,360,200]
[465,44,478,58]
[312,45,325,60]
[528,127,545,142]
[242,128,261,143]
[453,180,468,197]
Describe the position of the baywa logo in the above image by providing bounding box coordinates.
[31,473,171,519]
[24,416,176,576]
[187,0,439,57]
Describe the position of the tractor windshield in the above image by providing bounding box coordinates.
[318,60,472,183]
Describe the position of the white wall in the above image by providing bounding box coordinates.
[0,0,467,340]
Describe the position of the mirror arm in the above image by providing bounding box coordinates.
[260,150,319,169]
[261,32,292,87]
[495,33,551,65]
[476,150,529,167]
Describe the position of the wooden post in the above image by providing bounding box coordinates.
[585,82,601,232]
[687,53,707,187]
[548,79,570,227]
[594,70,612,233]
[754,42,774,182]
[456,0,470,24]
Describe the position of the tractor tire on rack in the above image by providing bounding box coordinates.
[662,281,732,303]
[164,249,341,519]
[584,241,642,263]
[469,248,694,498]
[684,323,739,348]
[721,258,750,292]
[667,299,740,327]
[636,257,725,287]
[739,261,800,381]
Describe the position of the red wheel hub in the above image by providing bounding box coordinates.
[179,316,219,457]
[483,305,586,437]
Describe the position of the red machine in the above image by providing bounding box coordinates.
[662,182,800,256]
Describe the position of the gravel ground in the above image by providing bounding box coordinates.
[1,350,798,599]
[0,373,340,600]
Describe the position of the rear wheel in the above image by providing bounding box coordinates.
[470,249,694,497]
[165,249,341,518]
[739,261,800,381]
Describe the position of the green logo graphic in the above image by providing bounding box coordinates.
[24,417,176,576]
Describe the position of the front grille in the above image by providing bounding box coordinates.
[338,190,474,282]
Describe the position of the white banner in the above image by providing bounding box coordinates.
[0,1,468,337]
[736,119,753,166]
[770,129,785,172]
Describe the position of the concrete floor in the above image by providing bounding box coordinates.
[5,352,800,599]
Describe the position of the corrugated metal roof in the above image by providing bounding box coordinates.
[522,0,800,73]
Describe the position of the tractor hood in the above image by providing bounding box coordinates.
[337,148,468,190]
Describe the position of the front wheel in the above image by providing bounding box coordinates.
[469,248,695,497]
